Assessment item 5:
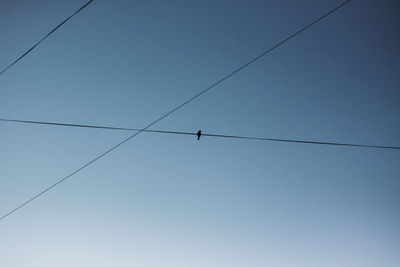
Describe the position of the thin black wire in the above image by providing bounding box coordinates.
[205,133,400,150]
[0,118,195,136]
[0,0,94,77]
[0,0,352,222]
[1,118,399,150]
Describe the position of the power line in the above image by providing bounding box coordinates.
[1,118,399,150]
[205,133,400,150]
[0,0,352,222]
[0,118,195,136]
[0,0,94,77]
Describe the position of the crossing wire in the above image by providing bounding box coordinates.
[0,0,352,222]
[1,118,399,150]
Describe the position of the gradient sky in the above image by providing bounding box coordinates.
[1,0,399,266]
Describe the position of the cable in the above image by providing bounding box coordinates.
[0,118,195,136]
[1,117,399,150]
[0,0,94,77]
[0,0,352,222]
[205,133,400,150]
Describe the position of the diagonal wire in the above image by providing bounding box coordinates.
[0,0,94,77]
[1,117,399,150]
[0,0,352,222]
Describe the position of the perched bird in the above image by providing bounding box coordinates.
[197,130,202,140]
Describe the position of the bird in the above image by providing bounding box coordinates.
[197,130,202,140]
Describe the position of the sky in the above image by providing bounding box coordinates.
[0,0,399,266]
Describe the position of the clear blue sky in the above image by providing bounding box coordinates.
[1,0,399,266]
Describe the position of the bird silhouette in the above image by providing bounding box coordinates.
[197,130,201,140]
